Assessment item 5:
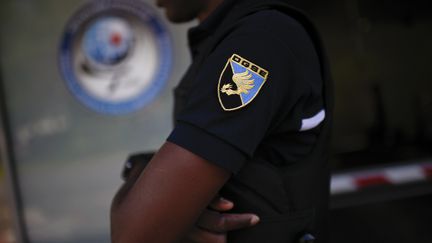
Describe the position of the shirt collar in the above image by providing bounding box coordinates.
[187,0,288,57]
[187,0,238,58]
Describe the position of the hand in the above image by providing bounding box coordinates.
[181,197,260,243]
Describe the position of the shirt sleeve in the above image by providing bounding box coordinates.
[167,28,318,173]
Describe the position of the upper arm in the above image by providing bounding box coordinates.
[169,25,323,173]
[111,142,230,243]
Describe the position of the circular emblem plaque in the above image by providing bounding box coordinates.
[59,0,172,114]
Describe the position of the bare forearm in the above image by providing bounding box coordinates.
[111,142,230,243]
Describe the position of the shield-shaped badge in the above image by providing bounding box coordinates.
[218,54,268,111]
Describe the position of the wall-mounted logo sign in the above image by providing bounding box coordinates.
[59,0,172,115]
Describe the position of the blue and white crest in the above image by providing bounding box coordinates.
[218,54,269,111]
[82,17,134,66]
[59,0,172,115]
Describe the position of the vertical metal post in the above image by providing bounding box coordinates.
[0,54,29,242]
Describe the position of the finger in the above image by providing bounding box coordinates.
[197,210,260,233]
[209,197,234,211]
[181,227,226,243]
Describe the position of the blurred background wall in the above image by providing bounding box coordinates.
[0,0,193,242]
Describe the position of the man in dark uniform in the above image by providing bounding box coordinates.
[111,0,332,242]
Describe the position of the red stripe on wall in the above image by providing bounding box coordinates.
[422,165,432,178]
[355,175,391,188]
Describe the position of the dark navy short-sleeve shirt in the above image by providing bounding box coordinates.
[167,0,325,173]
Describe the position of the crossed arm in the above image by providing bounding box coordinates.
[111,142,257,243]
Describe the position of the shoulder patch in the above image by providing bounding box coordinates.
[218,54,269,111]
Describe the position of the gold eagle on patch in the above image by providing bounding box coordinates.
[218,54,268,111]
[221,70,255,95]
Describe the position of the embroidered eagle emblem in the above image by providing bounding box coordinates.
[220,70,255,95]
[217,54,268,111]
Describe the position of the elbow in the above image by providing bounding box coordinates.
[111,211,139,243]
[111,202,173,243]
[110,201,125,243]
[111,228,129,243]
[111,206,155,243]
[110,195,136,243]
[111,180,150,243]
[110,182,134,242]
[110,198,152,243]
